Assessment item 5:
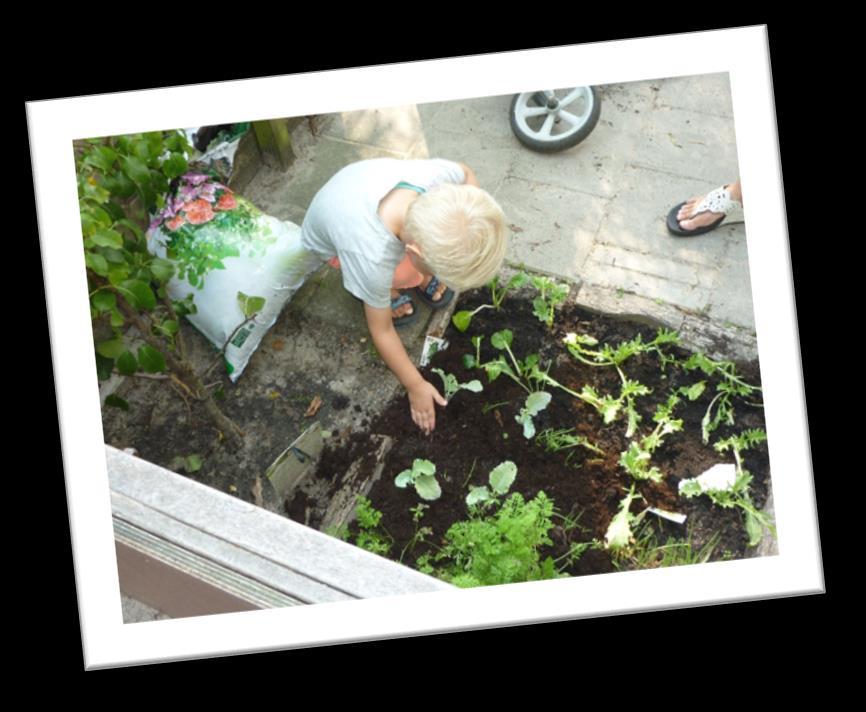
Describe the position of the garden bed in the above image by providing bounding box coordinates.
[288,286,771,585]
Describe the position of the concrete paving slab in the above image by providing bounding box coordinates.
[420,93,515,142]
[653,72,734,118]
[495,175,609,279]
[320,105,426,156]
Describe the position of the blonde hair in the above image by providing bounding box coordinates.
[402,183,508,292]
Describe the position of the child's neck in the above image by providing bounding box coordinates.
[378,188,421,242]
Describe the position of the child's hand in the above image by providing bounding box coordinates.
[408,380,447,435]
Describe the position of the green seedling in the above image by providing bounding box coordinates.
[531,275,570,329]
[466,460,518,506]
[619,394,683,483]
[170,454,203,473]
[431,367,483,401]
[679,429,774,546]
[353,495,393,556]
[451,272,530,333]
[678,353,762,443]
[515,391,552,439]
[536,428,604,464]
[400,503,433,562]
[563,328,681,372]
[604,485,644,550]
[395,458,442,501]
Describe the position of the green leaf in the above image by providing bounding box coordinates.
[116,351,138,376]
[238,292,266,318]
[90,290,116,313]
[159,320,179,336]
[519,413,536,439]
[532,297,549,321]
[466,486,490,506]
[414,475,442,501]
[452,310,473,332]
[489,461,517,494]
[462,354,477,369]
[413,459,436,476]
[85,146,118,172]
[92,228,124,249]
[121,155,152,186]
[745,511,763,546]
[115,218,144,241]
[461,380,483,393]
[104,395,129,411]
[490,329,513,350]
[85,252,110,276]
[150,258,175,284]
[110,307,125,328]
[138,345,166,373]
[395,470,414,488]
[185,455,203,473]
[118,280,157,311]
[97,338,125,359]
[525,391,551,416]
[95,353,114,381]
[163,153,188,180]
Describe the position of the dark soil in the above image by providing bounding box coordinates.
[291,288,771,580]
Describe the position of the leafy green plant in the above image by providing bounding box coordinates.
[431,368,483,401]
[77,132,243,448]
[451,271,530,333]
[395,459,442,501]
[612,521,721,570]
[466,461,518,506]
[399,503,433,562]
[353,496,393,556]
[619,394,683,482]
[531,275,570,329]
[604,485,644,550]
[678,354,762,443]
[433,491,562,587]
[515,391,552,439]
[536,428,604,465]
[679,429,774,546]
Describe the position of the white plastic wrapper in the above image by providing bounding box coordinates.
[147,171,323,381]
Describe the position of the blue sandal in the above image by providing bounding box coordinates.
[414,276,454,309]
[391,293,419,328]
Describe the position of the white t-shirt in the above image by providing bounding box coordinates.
[300,158,466,308]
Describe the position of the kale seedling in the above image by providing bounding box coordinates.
[451,272,529,332]
[678,353,762,443]
[466,460,518,506]
[395,458,442,501]
[679,428,774,546]
[619,393,683,482]
[399,503,433,562]
[531,275,570,329]
[431,367,483,401]
[515,391,552,439]
[604,485,644,551]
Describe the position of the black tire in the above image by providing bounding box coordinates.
[509,87,601,153]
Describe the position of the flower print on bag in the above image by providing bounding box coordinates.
[216,192,237,211]
[184,199,216,225]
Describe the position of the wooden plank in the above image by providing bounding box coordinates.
[320,436,393,532]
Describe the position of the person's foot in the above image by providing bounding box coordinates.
[667,183,744,237]
[419,274,448,302]
[390,290,415,322]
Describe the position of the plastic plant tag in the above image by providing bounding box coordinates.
[647,507,687,524]
[420,336,449,367]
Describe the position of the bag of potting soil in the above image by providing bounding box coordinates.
[146,170,323,382]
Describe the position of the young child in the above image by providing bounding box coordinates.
[300,157,508,434]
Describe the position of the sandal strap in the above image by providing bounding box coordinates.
[694,185,742,217]
[421,275,441,298]
[391,293,413,309]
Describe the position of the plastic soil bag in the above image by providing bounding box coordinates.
[147,171,322,381]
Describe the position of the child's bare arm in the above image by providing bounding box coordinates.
[364,303,447,434]
[457,162,480,187]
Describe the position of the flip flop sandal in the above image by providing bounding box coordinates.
[390,293,419,328]
[667,185,745,237]
[414,275,454,309]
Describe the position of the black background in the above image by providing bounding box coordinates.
[25,21,835,683]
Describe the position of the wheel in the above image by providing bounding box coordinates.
[509,87,601,152]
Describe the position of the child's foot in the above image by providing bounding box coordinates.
[390,291,419,327]
[414,275,454,309]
